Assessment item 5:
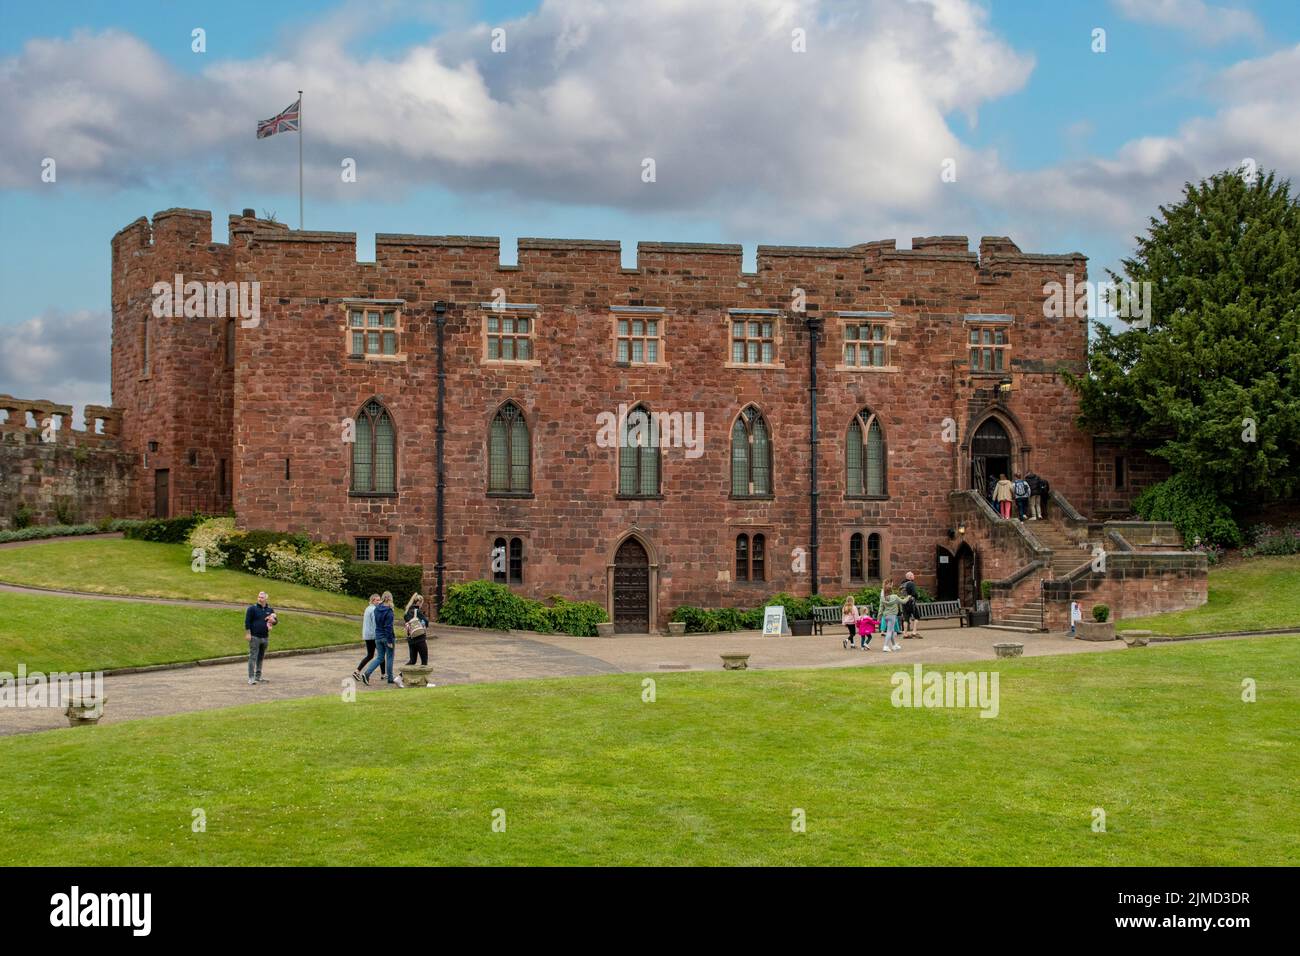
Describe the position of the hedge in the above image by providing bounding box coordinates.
[670,586,935,634]
[440,580,608,636]
[344,562,425,610]
[122,514,209,544]
[0,522,101,544]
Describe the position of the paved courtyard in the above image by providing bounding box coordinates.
[0,619,1226,737]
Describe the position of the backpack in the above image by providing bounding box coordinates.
[1014,479,1029,497]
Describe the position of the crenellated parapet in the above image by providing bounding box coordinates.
[0,396,124,447]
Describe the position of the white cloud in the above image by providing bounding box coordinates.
[0,309,111,426]
[0,0,1034,229]
[1110,0,1265,44]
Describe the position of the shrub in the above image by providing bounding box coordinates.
[537,597,609,637]
[669,606,714,633]
[441,580,536,631]
[11,504,33,530]
[255,542,346,592]
[123,514,206,544]
[224,530,311,572]
[764,592,812,621]
[187,516,236,568]
[980,580,993,600]
[0,522,100,544]
[1092,604,1110,622]
[53,499,78,526]
[1242,523,1300,557]
[342,562,424,611]
[1133,474,1242,549]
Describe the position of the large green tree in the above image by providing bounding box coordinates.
[1070,169,1300,512]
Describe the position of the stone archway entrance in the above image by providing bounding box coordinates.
[612,537,651,633]
[954,541,978,608]
[935,545,958,601]
[970,417,1012,500]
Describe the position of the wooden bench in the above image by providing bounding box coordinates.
[914,600,968,627]
[811,605,842,635]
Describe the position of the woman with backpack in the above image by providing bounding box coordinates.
[1013,474,1031,521]
[403,593,430,666]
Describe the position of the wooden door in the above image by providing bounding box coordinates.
[154,469,170,518]
[613,537,650,633]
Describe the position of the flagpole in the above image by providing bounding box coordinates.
[298,90,304,230]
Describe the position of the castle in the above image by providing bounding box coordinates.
[7,206,1208,633]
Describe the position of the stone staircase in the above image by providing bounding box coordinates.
[989,519,1095,631]
[995,595,1043,631]
[1026,520,1096,578]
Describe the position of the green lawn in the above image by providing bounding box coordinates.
[0,636,1295,866]
[1118,555,1300,636]
[0,539,365,614]
[0,592,360,673]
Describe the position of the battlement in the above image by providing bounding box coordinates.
[113,209,1087,284]
[0,395,123,447]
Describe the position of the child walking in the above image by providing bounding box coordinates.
[855,609,878,650]
[842,596,859,648]
[879,585,904,652]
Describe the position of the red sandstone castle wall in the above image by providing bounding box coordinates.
[111,210,238,518]
[110,209,1096,625]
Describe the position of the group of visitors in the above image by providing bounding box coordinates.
[840,571,922,652]
[243,590,432,688]
[352,592,430,686]
[990,471,1050,521]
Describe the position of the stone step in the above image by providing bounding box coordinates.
[985,624,1044,633]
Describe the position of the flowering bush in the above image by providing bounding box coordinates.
[187,516,236,568]
[1242,523,1300,557]
[1190,538,1225,565]
[254,542,346,592]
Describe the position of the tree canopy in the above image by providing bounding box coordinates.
[1069,168,1300,512]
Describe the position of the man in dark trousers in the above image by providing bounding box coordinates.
[244,591,277,685]
[900,571,922,639]
[1027,472,1050,520]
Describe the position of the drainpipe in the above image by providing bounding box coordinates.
[434,300,448,617]
[806,314,823,595]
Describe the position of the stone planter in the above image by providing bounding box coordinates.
[993,642,1024,659]
[596,622,616,638]
[667,621,686,636]
[65,696,107,727]
[1077,620,1117,642]
[720,653,751,670]
[400,665,434,687]
[790,619,814,636]
[1121,629,1152,647]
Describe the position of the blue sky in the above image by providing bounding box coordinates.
[1,0,1297,415]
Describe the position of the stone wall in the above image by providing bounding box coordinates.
[112,209,1100,628]
[0,396,132,526]
[1091,438,1171,517]
[1043,550,1208,630]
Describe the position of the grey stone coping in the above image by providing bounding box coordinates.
[519,238,621,251]
[756,245,859,258]
[638,241,743,255]
[376,234,499,248]
[253,229,356,243]
[981,252,1087,264]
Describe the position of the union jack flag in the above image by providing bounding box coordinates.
[257,98,300,139]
